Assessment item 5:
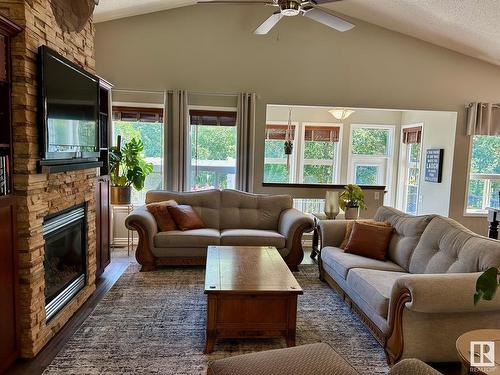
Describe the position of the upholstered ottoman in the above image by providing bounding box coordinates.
[206,343,358,375]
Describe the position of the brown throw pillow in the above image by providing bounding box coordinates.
[344,221,393,261]
[146,200,178,232]
[339,220,389,249]
[167,205,205,231]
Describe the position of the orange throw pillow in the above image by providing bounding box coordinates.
[146,200,178,232]
[344,221,393,261]
[339,220,389,249]
[167,205,205,231]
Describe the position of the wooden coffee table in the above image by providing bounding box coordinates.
[203,245,303,354]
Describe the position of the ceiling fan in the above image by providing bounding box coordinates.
[197,0,354,34]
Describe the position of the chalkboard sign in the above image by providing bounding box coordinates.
[425,149,444,183]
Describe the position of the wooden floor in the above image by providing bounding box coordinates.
[5,247,461,375]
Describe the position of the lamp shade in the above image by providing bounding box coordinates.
[329,108,355,120]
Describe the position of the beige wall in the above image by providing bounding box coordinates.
[95,5,499,234]
[400,110,457,216]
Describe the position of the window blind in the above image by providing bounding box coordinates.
[402,126,422,144]
[304,126,340,142]
[265,124,296,141]
[112,106,163,123]
[189,109,237,126]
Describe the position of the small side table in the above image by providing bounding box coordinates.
[487,207,500,240]
[111,203,135,256]
[456,329,500,375]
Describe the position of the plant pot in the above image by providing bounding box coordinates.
[111,186,131,205]
[344,206,359,220]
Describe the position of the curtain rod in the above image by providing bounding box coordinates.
[188,91,239,98]
[466,102,500,109]
[112,88,165,94]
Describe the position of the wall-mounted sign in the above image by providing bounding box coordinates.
[425,149,444,183]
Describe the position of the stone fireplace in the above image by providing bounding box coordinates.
[0,0,98,358]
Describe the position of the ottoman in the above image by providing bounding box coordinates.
[207,343,359,375]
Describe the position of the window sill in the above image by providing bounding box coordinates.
[463,211,488,218]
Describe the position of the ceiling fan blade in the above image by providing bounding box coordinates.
[197,0,274,4]
[303,7,355,32]
[254,12,283,35]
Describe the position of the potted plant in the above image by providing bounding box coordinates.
[109,135,153,205]
[339,184,367,220]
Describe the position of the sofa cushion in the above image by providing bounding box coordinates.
[374,206,434,270]
[339,220,390,249]
[344,221,393,260]
[168,205,205,231]
[154,228,220,248]
[146,200,178,231]
[220,229,286,248]
[146,189,221,229]
[347,268,407,319]
[409,215,500,274]
[219,189,292,231]
[321,246,405,280]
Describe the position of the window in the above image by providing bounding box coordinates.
[112,107,164,204]
[466,135,500,214]
[188,108,237,191]
[264,122,341,184]
[264,124,296,183]
[397,126,422,215]
[301,125,340,184]
[348,124,394,202]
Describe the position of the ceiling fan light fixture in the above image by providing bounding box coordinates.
[280,0,300,16]
[329,108,355,120]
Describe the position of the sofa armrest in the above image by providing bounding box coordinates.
[279,208,314,243]
[318,220,349,248]
[125,206,158,271]
[278,208,314,270]
[125,205,158,237]
[390,272,500,314]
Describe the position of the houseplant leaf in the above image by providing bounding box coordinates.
[474,267,499,305]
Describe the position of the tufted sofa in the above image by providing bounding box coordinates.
[318,206,500,364]
[125,189,313,271]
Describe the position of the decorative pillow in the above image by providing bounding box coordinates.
[344,221,394,261]
[146,200,178,232]
[339,220,389,249]
[167,205,205,231]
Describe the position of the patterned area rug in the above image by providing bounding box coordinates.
[43,264,389,374]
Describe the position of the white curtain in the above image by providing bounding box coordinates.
[236,93,256,191]
[467,102,500,136]
[166,90,189,191]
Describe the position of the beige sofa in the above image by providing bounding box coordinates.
[125,189,313,271]
[319,206,500,364]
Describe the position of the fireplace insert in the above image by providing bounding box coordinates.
[43,205,86,321]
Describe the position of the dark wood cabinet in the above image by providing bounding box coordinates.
[96,178,111,277]
[95,78,112,277]
[0,14,21,373]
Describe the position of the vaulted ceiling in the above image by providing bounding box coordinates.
[93,0,500,66]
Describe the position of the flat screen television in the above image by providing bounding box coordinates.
[38,45,99,162]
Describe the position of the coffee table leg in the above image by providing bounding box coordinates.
[286,296,298,347]
[204,295,216,354]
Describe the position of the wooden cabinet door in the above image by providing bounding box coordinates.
[95,179,110,277]
[100,180,110,270]
[0,200,17,371]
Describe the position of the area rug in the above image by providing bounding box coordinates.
[43,265,389,374]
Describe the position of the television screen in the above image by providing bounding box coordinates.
[39,46,99,161]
